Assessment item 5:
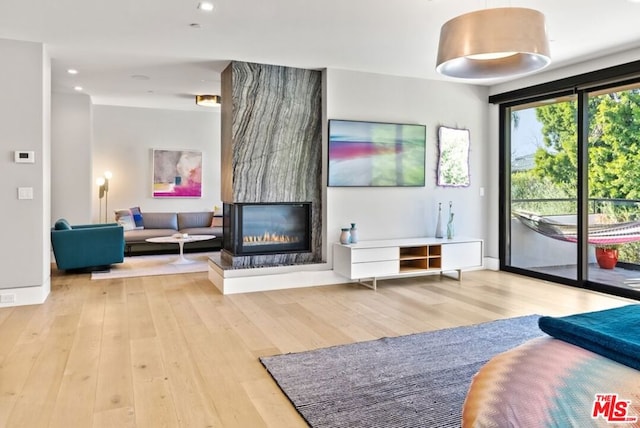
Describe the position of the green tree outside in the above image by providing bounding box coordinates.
[532,89,640,203]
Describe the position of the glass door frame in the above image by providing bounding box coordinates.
[496,79,640,301]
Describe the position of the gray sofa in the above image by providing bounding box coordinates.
[116,210,222,255]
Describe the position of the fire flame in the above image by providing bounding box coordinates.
[243,232,300,244]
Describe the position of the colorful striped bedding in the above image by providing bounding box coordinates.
[462,336,640,427]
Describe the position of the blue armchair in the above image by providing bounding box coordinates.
[51,219,125,271]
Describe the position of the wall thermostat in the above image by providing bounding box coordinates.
[14,151,35,163]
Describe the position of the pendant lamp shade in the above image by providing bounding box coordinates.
[436,7,551,79]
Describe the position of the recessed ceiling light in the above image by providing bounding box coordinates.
[196,94,221,106]
[74,86,83,91]
[197,2,214,11]
[67,69,78,75]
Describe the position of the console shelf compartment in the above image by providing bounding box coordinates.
[399,245,442,272]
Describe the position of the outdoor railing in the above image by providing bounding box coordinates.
[511,197,640,218]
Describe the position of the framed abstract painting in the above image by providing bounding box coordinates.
[328,119,426,187]
[152,149,203,198]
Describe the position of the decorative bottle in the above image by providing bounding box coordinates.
[435,203,443,238]
[349,223,358,244]
[447,201,455,239]
[340,228,351,244]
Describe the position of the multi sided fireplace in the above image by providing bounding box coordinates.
[223,202,312,257]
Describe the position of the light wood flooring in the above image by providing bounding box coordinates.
[0,268,634,428]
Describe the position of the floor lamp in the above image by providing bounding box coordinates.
[96,171,112,223]
[96,177,106,223]
[103,171,112,223]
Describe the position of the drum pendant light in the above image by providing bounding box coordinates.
[436,7,551,79]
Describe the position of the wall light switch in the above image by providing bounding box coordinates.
[14,151,35,163]
[479,187,485,197]
[18,187,33,200]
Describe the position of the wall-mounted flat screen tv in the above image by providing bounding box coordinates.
[328,119,426,187]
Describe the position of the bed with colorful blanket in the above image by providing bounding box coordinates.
[462,305,640,427]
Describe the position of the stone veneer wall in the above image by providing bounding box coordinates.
[221,61,322,267]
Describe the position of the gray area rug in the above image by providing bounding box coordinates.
[260,315,544,428]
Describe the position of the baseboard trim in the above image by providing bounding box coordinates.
[484,257,499,271]
[0,277,51,308]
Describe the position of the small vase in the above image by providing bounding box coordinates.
[349,223,358,244]
[435,203,443,238]
[340,228,351,244]
[447,213,455,239]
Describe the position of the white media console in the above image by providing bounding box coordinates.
[333,237,483,290]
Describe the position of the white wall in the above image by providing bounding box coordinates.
[51,92,92,224]
[324,69,491,261]
[91,105,221,221]
[0,38,50,305]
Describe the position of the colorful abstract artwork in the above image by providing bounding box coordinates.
[152,149,202,198]
[328,120,426,187]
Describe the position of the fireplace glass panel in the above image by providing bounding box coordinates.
[224,202,311,256]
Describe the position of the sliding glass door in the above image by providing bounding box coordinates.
[587,85,640,289]
[507,96,578,281]
[502,82,640,298]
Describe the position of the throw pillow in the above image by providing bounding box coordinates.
[114,209,130,221]
[54,218,72,230]
[117,215,136,231]
[130,206,144,228]
[211,216,223,227]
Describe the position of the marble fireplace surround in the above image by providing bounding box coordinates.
[209,61,345,294]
